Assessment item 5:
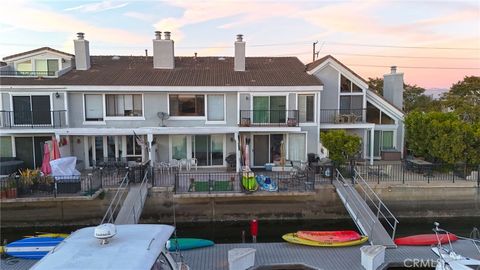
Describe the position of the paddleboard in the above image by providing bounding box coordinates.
[2,236,65,259]
[282,233,368,247]
[297,230,361,243]
[167,238,214,251]
[394,234,458,246]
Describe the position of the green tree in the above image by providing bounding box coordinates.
[320,130,361,165]
[405,111,480,164]
[441,76,480,123]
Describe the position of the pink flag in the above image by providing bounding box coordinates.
[52,136,61,160]
[41,143,51,175]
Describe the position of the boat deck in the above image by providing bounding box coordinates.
[2,240,478,270]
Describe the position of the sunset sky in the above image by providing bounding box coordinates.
[1,0,479,90]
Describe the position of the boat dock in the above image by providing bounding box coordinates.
[2,239,478,270]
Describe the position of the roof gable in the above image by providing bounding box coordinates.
[306,55,368,85]
[3,47,74,61]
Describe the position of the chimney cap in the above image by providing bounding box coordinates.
[164,31,171,40]
[154,31,162,40]
[77,32,85,40]
[236,34,243,42]
[390,66,397,74]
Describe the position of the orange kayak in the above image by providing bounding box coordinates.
[297,230,361,243]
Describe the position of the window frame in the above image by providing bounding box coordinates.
[168,94,207,120]
[105,94,144,118]
[297,93,316,125]
[10,93,53,127]
[33,58,61,76]
[169,134,226,167]
[206,94,226,124]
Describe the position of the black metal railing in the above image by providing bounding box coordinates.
[0,110,67,128]
[320,109,366,124]
[239,110,299,127]
[338,162,480,185]
[0,70,57,77]
[173,170,316,194]
[0,173,102,199]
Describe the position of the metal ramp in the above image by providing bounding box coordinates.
[334,168,398,248]
[101,167,150,225]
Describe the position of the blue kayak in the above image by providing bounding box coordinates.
[167,238,214,251]
[3,236,65,259]
[256,175,278,192]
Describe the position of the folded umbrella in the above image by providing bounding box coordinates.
[41,143,51,175]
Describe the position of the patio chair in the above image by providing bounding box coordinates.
[186,158,198,171]
[379,165,392,178]
[169,159,181,172]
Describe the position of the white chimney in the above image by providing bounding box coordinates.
[153,31,175,69]
[234,34,245,71]
[383,66,404,110]
[73,32,91,70]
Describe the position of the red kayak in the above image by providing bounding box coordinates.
[297,230,361,243]
[394,234,458,246]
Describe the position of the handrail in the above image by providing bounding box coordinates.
[353,168,399,239]
[101,169,130,224]
[126,165,151,224]
[336,169,377,238]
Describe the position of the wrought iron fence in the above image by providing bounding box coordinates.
[239,110,299,127]
[0,110,67,128]
[339,162,480,185]
[319,109,366,124]
[173,170,316,194]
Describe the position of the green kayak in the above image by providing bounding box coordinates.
[167,238,214,251]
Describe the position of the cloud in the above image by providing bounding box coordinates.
[64,1,128,13]
[0,0,149,52]
[124,11,155,22]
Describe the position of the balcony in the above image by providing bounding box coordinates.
[239,110,299,127]
[0,67,72,78]
[320,109,366,124]
[0,110,67,128]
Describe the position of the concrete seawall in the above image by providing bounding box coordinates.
[1,182,478,227]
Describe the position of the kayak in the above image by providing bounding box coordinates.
[242,172,258,192]
[166,238,214,251]
[394,234,458,246]
[282,233,368,247]
[25,233,69,238]
[297,230,361,243]
[1,236,66,259]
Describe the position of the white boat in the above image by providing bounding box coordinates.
[30,224,190,270]
[432,222,480,270]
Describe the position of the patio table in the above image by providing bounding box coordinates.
[408,159,433,175]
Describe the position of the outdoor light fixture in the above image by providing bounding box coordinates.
[55,92,60,98]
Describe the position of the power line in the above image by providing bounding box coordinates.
[318,52,479,60]
[325,41,480,51]
[345,63,480,70]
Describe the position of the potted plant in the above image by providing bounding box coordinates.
[0,187,7,199]
[37,175,54,192]
[6,181,17,199]
[19,168,40,194]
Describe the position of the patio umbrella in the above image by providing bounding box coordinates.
[244,143,250,172]
[51,136,61,160]
[280,140,285,169]
[41,143,51,175]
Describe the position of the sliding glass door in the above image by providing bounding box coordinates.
[192,135,224,166]
[252,96,286,124]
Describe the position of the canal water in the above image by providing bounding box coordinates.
[1,217,478,244]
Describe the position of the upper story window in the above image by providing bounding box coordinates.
[16,60,32,74]
[298,94,314,123]
[169,94,205,117]
[340,75,362,93]
[84,94,104,122]
[35,59,59,76]
[12,95,51,125]
[207,94,225,122]
[366,102,395,124]
[106,94,142,117]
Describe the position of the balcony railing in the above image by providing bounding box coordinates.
[0,70,57,77]
[240,110,299,127]
[0,110,67,128]
[320,109,366,124]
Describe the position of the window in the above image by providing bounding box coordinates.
[16,60,32,74]
[192,135,224,166]
[35,59,59,76]
[207,94,224,121]
[340,75,362,93]
[366,102,395,124]
[252,96,286,123]
[171,135,187,160]
[367,130,395,157]
[12,95,51,125]
[288,133,306,161]
[84,94,103,121]
[298,94,314,123]
[126,135,142,161]
[169,95,205,117]
[106,94,142,117]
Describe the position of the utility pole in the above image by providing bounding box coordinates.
[312,41,318,62]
